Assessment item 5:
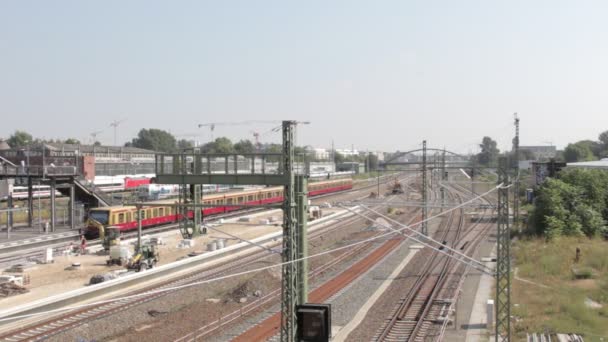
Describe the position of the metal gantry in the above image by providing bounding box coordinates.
[153,120,307,342]
[496,157,511,341]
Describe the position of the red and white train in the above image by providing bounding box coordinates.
[85,178,353,239]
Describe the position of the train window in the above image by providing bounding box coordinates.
[248,195,254,202]
[126,212,132,222]
[238,196,244,204]
[153,208,158,217]
[147,209,152,218]
[266,192,272,199]
[227,198,233,205]
[166,208,172,215]
[159,208,164,216]
[118,213,125,223]
[140,210,146,219]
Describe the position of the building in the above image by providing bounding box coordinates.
[0,143,157,179]
[566,158,608,170]
[519,146,557,160]
[334,148,360,157]
[312,148,330,160]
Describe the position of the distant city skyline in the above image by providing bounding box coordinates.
[2,1,607,154]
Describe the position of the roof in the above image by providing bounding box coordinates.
[43,143,155,154]
[0,140,10,150]
[566,158,608,169]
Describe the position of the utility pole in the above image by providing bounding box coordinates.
[496,157,511,341]
[422,140,428,236]
[513,113,520,233]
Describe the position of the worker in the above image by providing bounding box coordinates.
[575,247,581,263]
[80,236,87,255]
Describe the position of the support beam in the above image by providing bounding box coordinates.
[69,184,75,230]
[50,178,56,232]
[496,157,511,341]
[193,184,202,236]
[281,120,299,342]
[27,177,33,227]
[441,149,446,212]
[513,114,520,233]
[296,175,308,305]
[422,140,428,236]
[137,204,143,252]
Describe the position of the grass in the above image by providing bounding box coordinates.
[512,237,608,340]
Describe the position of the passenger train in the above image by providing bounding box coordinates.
[84,178,353,239]
[0,175,155,201]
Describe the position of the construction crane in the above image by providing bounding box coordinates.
[110,119,127,146]
[251,131,261,151]
[197,121,281,143]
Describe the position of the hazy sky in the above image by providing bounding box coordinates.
[1,1,607,153]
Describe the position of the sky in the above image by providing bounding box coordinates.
[1,1,607,154]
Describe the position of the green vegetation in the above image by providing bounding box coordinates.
[476,136,500,166]
[563,131,608,162]
[530,168,608,239]
[4,130,81,148]
[512,237,608,340]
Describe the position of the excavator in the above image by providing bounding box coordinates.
[391,179,404,194]
[126,244,159,272]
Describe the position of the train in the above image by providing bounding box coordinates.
[0,174,155,202]
[84,178,353,240]
[135,184,239,201]
[90,174,155,192]
[2,185,62,200]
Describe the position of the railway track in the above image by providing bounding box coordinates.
[0,175,413,341]
[372,181,495,341]
[226,193,422,342]
[372,191,465,341]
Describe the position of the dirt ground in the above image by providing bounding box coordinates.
[0,208,341,311]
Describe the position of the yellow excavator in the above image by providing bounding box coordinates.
[126,245,159,272]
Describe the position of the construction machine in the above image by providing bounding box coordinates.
[126,244,159,272]
[391,179,404,194]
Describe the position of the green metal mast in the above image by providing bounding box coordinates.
[441,149,446,212]
[280,120,299,341]
[496,157,511,341]
[152,121,305,341]
[422,140,428,236]
[296,175,308,304]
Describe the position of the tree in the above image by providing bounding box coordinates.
[7,130,33,148]
[201,137,234,154]
[129,129,177,153]
[64,138,80,145]
[564,142,595,162]
[93,141,102,146]
[532,169,608,238]
[334,152,346,164]
[599,130,608,157]
[234,139,255,154]
[476,136,499,166]
[177,139,194,150]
